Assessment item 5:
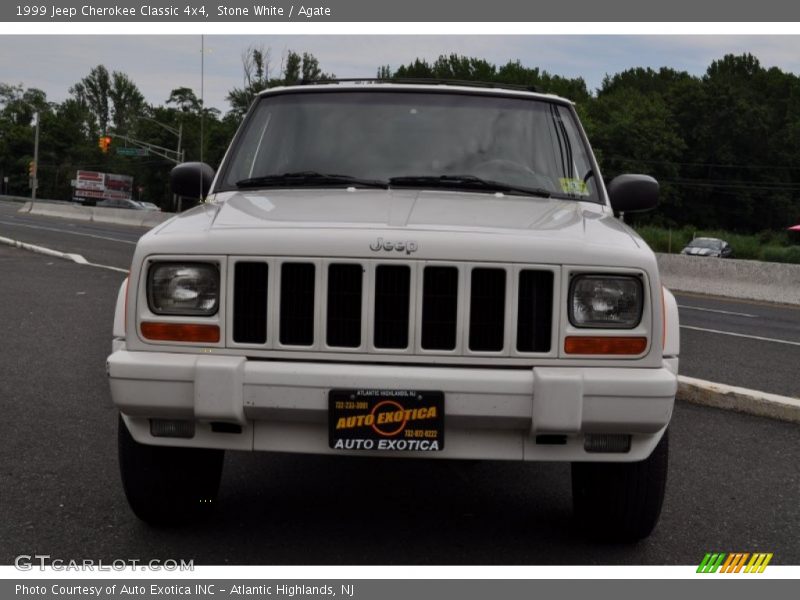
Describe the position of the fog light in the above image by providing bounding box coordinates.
[150,419,195,438]
[584,434,631,453]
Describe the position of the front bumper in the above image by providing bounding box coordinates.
[108,349,677,462]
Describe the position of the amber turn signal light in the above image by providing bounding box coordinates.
[564,336,647,355]
[141,322,220,343]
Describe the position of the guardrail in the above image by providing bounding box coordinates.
[657,253,800,306]
[17,200,172,228]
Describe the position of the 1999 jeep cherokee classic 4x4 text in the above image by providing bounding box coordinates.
[107,81,680,540]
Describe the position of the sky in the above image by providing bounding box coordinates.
[2,35,800,113]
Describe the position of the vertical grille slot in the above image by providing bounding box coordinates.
[469,268,506,351]
[421,266,458,350]
[326,264,363,348]
[280,263,316,346]
[517,270,554,352]
[374,265,410,349]
[233,262,269,344]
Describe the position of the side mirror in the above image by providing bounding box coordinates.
[170,162,215,200]
[607,174,659,214]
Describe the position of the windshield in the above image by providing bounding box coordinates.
[219,90,600,202]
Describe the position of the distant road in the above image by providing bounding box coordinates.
[0,200,145,270]
[675,293,800,397]
[1,199,798,397]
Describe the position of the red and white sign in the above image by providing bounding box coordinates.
[74,170,133,200]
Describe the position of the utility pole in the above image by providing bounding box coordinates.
[176,121,184,213]
[31,111,40,201]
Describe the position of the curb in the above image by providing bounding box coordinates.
[677,375,800,424]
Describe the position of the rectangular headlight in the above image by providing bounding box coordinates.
[148,262,220,316]
[569,275,643,329]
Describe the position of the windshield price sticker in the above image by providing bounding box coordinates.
[559,178,590,196]
[329,389,444,451]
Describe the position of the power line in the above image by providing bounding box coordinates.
[604,155,800,172]
[659,179,800,193]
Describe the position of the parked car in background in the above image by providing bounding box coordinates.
[136,201,160,211]
[681,237,733,258]
[96,198,148,210]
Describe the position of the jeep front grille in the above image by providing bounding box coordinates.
[372,264,410,349]
[421,266,459,350]
[517,270,554,352]
[279,262,315,346]
[232,262,268,344]
[229,258,555,357]
[469,267,507,352]
[326,263,363,348]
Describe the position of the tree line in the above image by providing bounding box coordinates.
[381,52,800,233]
[0,47,331,211]
[1,49,798,232]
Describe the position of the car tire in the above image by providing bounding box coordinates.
[571,429,668,542]
[118,415,224,526]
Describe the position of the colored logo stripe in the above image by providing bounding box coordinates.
[720,553,749,573]
[697,553,726,573]
[745,553,773,573]
[697,552,773,573]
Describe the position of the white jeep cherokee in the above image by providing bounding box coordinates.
[107,81,680,540]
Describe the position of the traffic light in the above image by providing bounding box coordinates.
[28,161,36,177]
[98,135,112,153]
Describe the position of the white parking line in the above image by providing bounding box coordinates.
[678,305,757,318]
[0,218,137,245]
[681,325,800,347]
[0,235,129,274]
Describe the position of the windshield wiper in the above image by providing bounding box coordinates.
[389,175,553,198]
[236,171,389,189]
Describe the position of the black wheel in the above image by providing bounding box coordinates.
[118,415,224,526]
[571,429,669,542]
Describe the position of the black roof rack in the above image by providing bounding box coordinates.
[297,78,542,94]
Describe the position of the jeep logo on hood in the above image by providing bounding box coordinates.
[369,237,418,255]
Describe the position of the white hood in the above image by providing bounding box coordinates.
[142,189,654,269]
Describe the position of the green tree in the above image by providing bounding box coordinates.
[225,48,333,120]
[0,85,54,196]
[70,65,111,134]
[109,71,145,132]
[383,54,589,102]
[587,86,686,226]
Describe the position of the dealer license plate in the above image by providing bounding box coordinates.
[328,389,444,452]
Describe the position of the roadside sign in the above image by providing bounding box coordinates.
[74,170,134,201]
[116,147,149,157]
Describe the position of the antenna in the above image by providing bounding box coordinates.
[200,34,205,166]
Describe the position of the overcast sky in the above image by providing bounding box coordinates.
[2,35,800,112]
